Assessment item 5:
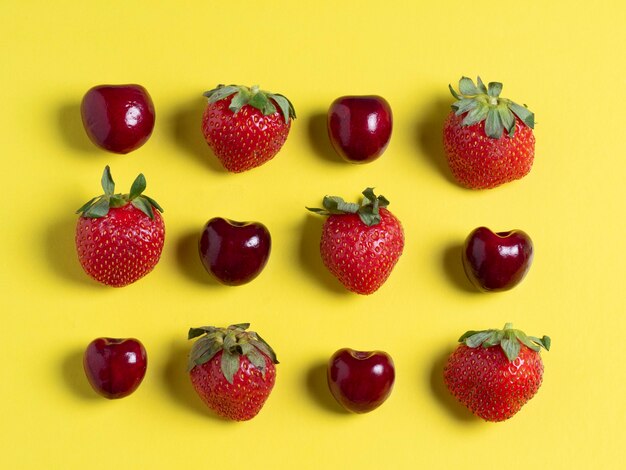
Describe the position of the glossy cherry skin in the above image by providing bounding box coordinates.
[81,84,155,154]
[83,338,147,399]
[327,348,395,413]
[199,217,272,286]
[462,227,534,292]
[327,95,393,163]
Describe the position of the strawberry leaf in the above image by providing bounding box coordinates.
[83,198,110,218]
[270,93,296,123]
[458,324,550,362]
[501,332,521,361]
[485,108,503,139]
[459,77,479,95]
[101,166,115,195]
[448,75,534,139]
[129,173,146,200]
[508,102,535,128]
[75,196,98,215]
[487,81,503,98]
[204,85,240,103]
[220,351,240,384]
[131,197,155,219]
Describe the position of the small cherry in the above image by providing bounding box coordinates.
[327,95,393,163]
[463,226,534,292]
[199,217,272,286]
[83,337,147,399]
[327,348,395,413]
[81,84,155,154]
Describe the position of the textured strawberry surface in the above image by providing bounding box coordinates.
[190,351,276,421]
[201,96,291,173]
[443,112,535,189]
[443,344,544,422]
[75,204,165,287]
[320,208,404,295]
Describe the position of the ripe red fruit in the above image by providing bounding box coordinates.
[201,84,296,173]
[199,217,272,286]
[188,323,278,421]
[463,227,534,292]
[443,76,535,189]
[307,188,404,294]
[327,348,395,413]
[443,323,550,422]
[327,95,393,163]
[83,337,147,399]
[75,166,165,287]
[81,84,155,154]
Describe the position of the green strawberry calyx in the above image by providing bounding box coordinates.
[203,84,296,124]
[188,323,279,384]
[449,76,534,139]
[459,323,551,362]
[306,187,389,227]
[76,166,164,220]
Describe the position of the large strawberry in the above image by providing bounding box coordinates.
[307,188,404,295]
[188,323,278,421]
[201,84,296,173]
[443,76,535,189]
[443,323,551,422]
[75,166,165,287]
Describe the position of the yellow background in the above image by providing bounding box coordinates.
[1,1,624,468]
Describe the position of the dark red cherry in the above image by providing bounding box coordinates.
[199,217,271,286]
[327,348,395,413]
[327,95,393,163]
[81,84,155,154]
[462,227,534,292]
[83,337,147,399]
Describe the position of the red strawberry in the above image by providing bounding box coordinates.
[443,323,551,422]
[201,84,296,173]
[443,76,535,189]
[75,166,165,287]
[307,188,404,295]
[188,323,278,421]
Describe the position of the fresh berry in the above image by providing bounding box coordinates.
[75,166,165,287]
[83,337,147,399]
[328,348,395,413]
[81,84,155,154]
[443,76,535,189]
[327,95,393,163]
[188,323,278,421]
[307,188,404,294]
[463,227,533,292]
[201,84,296,173]
[199,217,272,286]
[443,323,550,421]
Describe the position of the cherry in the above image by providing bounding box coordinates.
[462,226,534,292]
[199,217,271,286]
[81,84,155,154]
[327,348,395,413]
[327,95,393,163]
[83,337,147,399]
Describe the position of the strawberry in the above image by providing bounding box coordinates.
[75,166,165,287]
[443,323,551,422]
[201,84,296,173]
[188,323,278,421]
[443,76,535,189]
[307,188,404,295]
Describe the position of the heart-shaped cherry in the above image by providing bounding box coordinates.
[327,348,395,413]
[199,217,271,286]
[83,337,147,399]
[327,95,393,163]
[462,227,534,292]
[81,84,155,154]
